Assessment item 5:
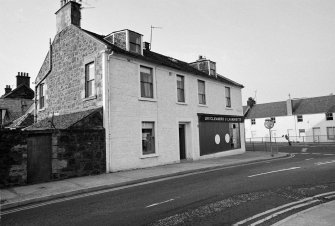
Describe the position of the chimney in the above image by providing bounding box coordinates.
[56,0,81,34]
[143,42,151,51]
[5,85,12,94]
[286,96,293,116]
[247,97,256,108]
[16,72,30,88]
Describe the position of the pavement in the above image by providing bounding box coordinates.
[1,151,335,225]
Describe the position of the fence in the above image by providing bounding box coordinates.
[246,135,335,152]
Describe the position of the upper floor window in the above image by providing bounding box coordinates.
[142,122,155,155]
[209,62,216,76]
[140,66,153,98]
[326,112,333,121]
[297,115,303,122]
[85,62,95,98]
[39,83,45,109]
[251,118,256,125]
[198,80,206,105]
[129,31,141,54]
[176,75,185,103]
[271,117,276,123]
[225,87,231,107]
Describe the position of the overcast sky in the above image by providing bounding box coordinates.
[1,0,334,104]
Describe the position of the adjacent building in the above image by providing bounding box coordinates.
[0,72,34,128]
[244,95,335,143]
[29,0,245,172]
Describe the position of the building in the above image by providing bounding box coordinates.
[0,72,34,128]
[243,95,335,143]
[29,0,245,172]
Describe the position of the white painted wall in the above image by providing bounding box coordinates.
[245,113,335,143]
[105,55,245,172]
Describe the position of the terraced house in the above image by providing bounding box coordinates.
[30,0,245,173]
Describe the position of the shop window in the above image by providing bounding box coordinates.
[271,117,276,123]
[85,62,95,98]
[225,87,231,107]
[327,127,335,140]
[326,113,333,121]
[142,122,155,155]
[39,83,45,109]
[176,75,185,102]
[129,31,141,54]
[140,66,154,98]
[251,118,256,125]
[198,80,206,105]
[297,115,303,122]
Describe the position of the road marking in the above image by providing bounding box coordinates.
[305,158,314,161]
[301,148,308,152]
[315,160,335,166]
[248,167,301,178]
[145,199,174,208]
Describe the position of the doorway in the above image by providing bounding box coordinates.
[313,127,320,142]
[179,124,186,160]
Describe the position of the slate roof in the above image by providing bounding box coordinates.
[81,29,244,88]
[25,107,102,130]
[244,95,335,119]
[1,84,34,99]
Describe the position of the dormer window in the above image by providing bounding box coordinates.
[129,31,141,54]
[210,61,216,76]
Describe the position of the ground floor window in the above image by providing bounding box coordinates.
[229,123,241,149]
[142,122,155,155]
[327,127,335,140]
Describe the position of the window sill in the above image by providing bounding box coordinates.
[140,153,159,159]
[198,104,208,107]
[225,107,233,110]
[38,108,46,112]
[138,97,157,102]
[176,102,187,106]
[83,95,97,102]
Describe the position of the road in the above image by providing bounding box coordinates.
[2,147,335,225]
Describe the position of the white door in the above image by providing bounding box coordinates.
[313,127,321,142]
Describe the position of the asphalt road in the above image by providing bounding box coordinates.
[2,147,335,226]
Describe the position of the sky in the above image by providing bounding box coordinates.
[1,0,335,104]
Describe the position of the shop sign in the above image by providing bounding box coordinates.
[198,114,244,123]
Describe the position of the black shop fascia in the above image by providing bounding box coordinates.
[198,113,244,156]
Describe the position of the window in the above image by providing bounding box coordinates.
[140,66,154,98]
[326,112,333,121]
[251,118,256,125]
[271,117,276,123]
[85,62,95,98]
[198,80,206,105]
[210,62,216,76]
[299,129,306,137]
[129,31,141,54]
[176,75,185,102]
[297,115,303,122]
[142,122,155,155]
[225,87,231,107]
[39,83,45,109]
[327,127,335,140]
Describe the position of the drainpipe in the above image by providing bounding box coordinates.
[102,49,114,173]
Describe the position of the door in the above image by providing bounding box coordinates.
[27,134,52,183]
[313,127,321,142]
[179,124,186,160]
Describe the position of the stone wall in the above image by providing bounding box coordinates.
[0,130,27,188]
[51,129,106,180]
[35,25,106,121]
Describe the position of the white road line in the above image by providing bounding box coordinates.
[305,158,314,161]
[315,160,335,166]
[145,199,174,208]
[248,167,301,178]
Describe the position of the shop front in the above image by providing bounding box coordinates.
[198,113,244,156]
